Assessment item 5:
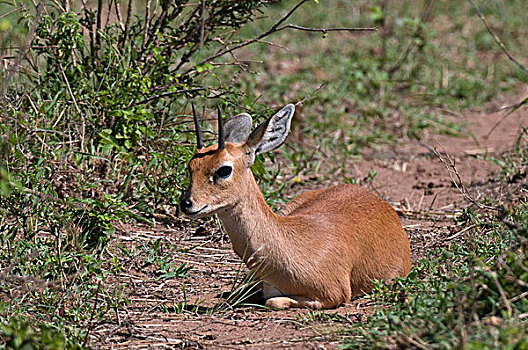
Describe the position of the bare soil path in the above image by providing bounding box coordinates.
[96,107,527,349]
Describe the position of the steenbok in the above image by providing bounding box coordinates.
[180,103,411,309]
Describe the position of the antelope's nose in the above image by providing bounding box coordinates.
[179,198,193,213]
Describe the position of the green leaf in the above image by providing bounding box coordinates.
[195,63,214,73]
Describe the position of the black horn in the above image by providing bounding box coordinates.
[217,103,225,150]
[192,103,203,149]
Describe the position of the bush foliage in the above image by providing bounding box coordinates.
[0,0,268,346]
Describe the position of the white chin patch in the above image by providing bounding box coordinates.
[185,204,211,218]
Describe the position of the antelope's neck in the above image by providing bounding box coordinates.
[216,171,284,264]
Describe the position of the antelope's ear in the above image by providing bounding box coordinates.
[245,104,295,156]
[224,113,252,144]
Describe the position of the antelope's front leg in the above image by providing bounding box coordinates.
[262,283,323,309]
[265,296,323,309]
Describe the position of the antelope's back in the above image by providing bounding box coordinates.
[284,184,411,280]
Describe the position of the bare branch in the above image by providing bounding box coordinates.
[96,0,103,59]
[0,5,24,21]
[199,0,206,48]
[114,0,125,31]
[143,0,152,48]
[275,24,377,34]
[180,0,377,77]
[131,87,207,107]
[122,0,133,46]
[274,0,311,28]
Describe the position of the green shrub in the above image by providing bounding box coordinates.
[0,1,267,346]
[346,199,528,349]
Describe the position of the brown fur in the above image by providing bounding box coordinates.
[182,143,411,309]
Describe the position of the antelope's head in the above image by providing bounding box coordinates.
[179,103,295,218]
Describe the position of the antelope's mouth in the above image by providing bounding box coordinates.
[184,204,210,217]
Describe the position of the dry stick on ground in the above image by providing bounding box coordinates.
[394,207,462,219]
[423,143,499,211]
[180,0,377,77]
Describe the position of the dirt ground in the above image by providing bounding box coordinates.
[95,106,527,349]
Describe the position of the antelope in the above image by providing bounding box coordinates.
[179,103,411,309]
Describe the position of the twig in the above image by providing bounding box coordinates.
[388,41,414,76]
[104,0,113,28]
[96,0,103,66]
[394,207,462,218]
[295,83,325,106]
[497,99,528,112]
[121,0,133,46]
[180,0,376,77]
[114,0,125,31]
[489,268,513,317]
[199,0,206,48]
[47,0,64,12]
[423,143,499,211]
[274,24,377,34]
[256,39,289,51]
[57,60,85,151]
[467,0,528,75]
[509,290,528,304]
[143,0,152,48]
[0,5,24,20]
[445,224,475,241]
[131,87,207,107]
[143,1,178,54]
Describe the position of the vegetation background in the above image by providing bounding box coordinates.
[0,0,526,348]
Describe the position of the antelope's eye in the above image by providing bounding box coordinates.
[214,165,232,179]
